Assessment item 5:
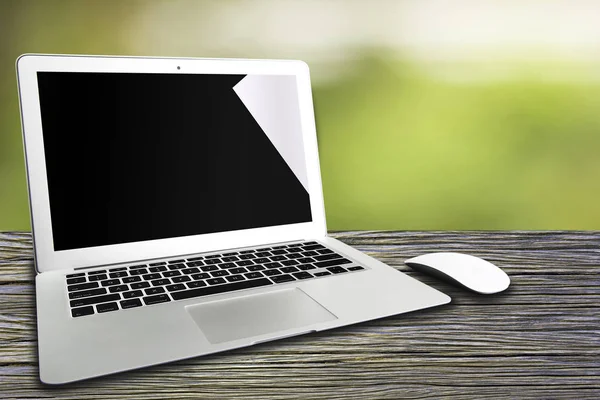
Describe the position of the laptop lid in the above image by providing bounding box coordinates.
[17,55,327,273]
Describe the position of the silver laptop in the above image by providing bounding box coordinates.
[16,54,450,384]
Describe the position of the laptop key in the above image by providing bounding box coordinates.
[163,270,181,277]
[122,290,143,299]
[230,267,248,275]
[191,273,210,280]
[235,260,254,266]
[129,269,148,275]
[218,262,236,269]
[172,275,191,283]
[205,258,221,265]
[253,257,270,264]
[314,253,343,262]
[348,266,365,271]
[293,272,313,280]
[327,266,348,274]
[187,256,204,261]
[69,288,107,299]
[206,278,226,285]
[143,294,171,305]
[87,274,108,281]
[314,258,352,269]
[303,244,326,251]
[66,273,85,278]
[187,281,207,289]
[239,254,256,260]
[201,266,219,272]
[101,279,121,287]
[149,266,167,273]
[70,293,121,308]
[270,275,296,284]
[314,271,332,277]
[120,299,143,309]
[97,302,119,313]
[270,249,287,255]
[317,249,335,255]
[281,260,299,266]
[68,282,99,292]
[226,274,245,282]
[142,273,161,280]
[296,257,315,264]
[211,270,229,277]
[182,268,200,275]
[88,270,107,275]
[122,276,142,284]
[286,253,304,259]
[171,278,273,301]
[169,263,187,269]
[281,267,299,273]
[71,306,94,317]
[108,285,129,293]
[131,282,151,290]
[245,272,264,279]
[151,279,171,286]
[247,265,265,271]
[185,261,204,268]
[110,267,127,272]
[264,262,282,269]
[168,259,185,264]
[222,256,239,262]
[297,264,316,271]
[254,252,271,258]
[145,287,165,295]
[129,264,148,270]
[109,271,128,278]
[149,262,166,266]
[302,251,319,257]
[67,277,86,285]
[166,284,186,292]
[269,255,286,261]
[263,269,282,276]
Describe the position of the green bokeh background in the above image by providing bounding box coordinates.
[1,0,599,231]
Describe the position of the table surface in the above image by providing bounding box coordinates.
[1,231,599,399]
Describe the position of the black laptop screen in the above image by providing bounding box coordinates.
[36,72,312,251]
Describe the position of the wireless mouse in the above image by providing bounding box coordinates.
[404,252,510,294]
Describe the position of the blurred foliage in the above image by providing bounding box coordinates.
[315,57,600,229]
[1,0,599,231]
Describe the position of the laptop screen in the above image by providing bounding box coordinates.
[36,72,312,251]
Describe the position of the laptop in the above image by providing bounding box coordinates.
[16,54,450,384]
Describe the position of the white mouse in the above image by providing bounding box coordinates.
[404,252,510,294]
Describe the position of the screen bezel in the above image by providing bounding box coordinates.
[17,54,327,273]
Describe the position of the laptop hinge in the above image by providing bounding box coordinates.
[72,238,311,271]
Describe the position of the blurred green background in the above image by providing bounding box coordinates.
[1,0,599,231]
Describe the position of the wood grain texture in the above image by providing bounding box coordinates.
[1,231,599,399]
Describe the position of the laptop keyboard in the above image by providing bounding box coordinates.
[66,241,365,318]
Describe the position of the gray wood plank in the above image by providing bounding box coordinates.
[0,231,599,399]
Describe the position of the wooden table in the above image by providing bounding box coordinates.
[1,231,599,399]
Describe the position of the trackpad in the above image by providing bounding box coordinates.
[185,288,337,344]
